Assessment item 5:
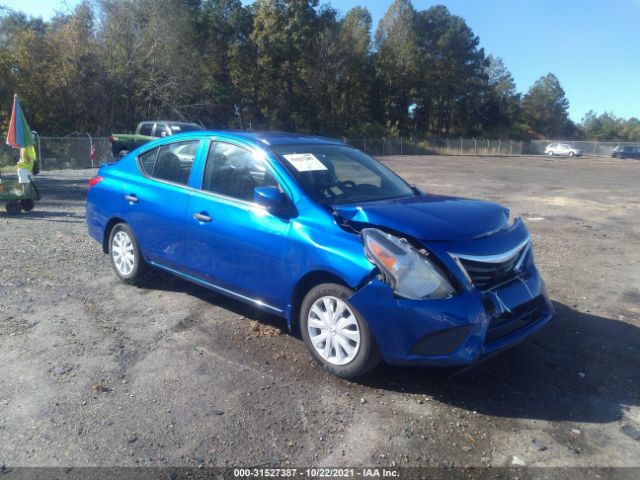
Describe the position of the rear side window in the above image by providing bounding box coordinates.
[139,123,153,136]
[153,123,169,137]
[138,140,199,186]
[202,142,279,201]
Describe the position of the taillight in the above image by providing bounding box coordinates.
[108,135,114,143]
[87,176,103,190]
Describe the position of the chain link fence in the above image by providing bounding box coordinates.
[347,137,639,157]
[0,135,112,172]
[1,135,637,173]
[346,137,536,156]
[529,139,637,157]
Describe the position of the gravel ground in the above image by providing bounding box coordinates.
[0,156,639,471]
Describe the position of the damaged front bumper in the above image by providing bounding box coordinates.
[349,271,553,366]
[347,221,554,367]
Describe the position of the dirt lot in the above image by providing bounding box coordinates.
[1,155,639,470]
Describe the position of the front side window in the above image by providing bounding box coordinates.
[271,144,415,205]
[202,142,279,202]
[138,140,198,185]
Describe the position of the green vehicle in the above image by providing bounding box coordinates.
[0,179,40,215]
[109,121,204,159]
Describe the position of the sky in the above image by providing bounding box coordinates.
[3,0,639,122]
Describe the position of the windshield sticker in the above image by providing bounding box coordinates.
[282,153,327,172]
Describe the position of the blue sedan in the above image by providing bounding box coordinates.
[86,131,554,378]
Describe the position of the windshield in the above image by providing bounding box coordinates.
[271,144,415,205]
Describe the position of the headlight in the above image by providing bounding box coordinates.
[361,228,455,300]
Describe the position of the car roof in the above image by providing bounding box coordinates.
[170,130,346,147]
[226,131,345,146]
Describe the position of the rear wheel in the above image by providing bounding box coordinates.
[300,283,381,378]
[108,223,148,284]
[5,201,21,215]
[20,199,35,211]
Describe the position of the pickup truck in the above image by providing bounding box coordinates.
[109,121,204,158]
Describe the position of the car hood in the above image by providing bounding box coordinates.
[333,194,510,241]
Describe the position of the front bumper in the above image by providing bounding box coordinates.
[348,265,554,367]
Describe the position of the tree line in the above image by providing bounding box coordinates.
[0,0,637,141]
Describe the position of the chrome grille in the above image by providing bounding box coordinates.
[450,240,530,291]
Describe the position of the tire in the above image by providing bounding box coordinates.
[568,151,574,157]
[300,283,381,378]
[547,151,553,156]
[108,223,148,284]
[20,199,35,211]
[5,201,21,215]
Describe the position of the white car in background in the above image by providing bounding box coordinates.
[544,143,583,157]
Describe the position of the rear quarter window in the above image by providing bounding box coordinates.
[138,148,159,173]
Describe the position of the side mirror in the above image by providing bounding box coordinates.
[254,186,291,214]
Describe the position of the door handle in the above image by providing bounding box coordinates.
[124,194,138,203]
[194,212,212,223]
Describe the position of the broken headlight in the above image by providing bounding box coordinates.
[361,228,455,300]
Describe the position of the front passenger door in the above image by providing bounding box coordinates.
[186,141,292,311]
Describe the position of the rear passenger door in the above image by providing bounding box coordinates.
[124,139,202,269]
[185,141,292,312]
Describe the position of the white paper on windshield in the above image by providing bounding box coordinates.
[282,153,327,172]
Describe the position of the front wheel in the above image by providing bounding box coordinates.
[108,223,148,284]
[568,151,574,157]
[300,283,381,378]
[547,151,554,156]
